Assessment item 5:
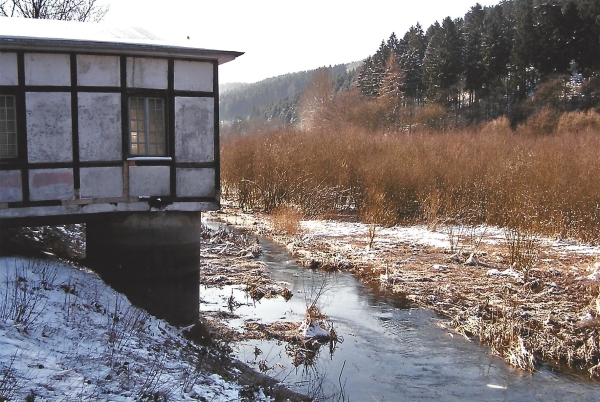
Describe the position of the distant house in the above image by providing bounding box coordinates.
[0,17,243,226]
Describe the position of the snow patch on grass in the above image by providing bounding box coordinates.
[0,257,272,401]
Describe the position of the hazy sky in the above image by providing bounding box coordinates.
[102,0,501,84]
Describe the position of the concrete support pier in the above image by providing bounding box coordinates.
[86,212,201,327]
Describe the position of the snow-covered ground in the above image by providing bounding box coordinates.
[0,256,272,401]
[301,219,600,256]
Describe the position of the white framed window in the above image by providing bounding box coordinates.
[0,95,17,159]
[129,97,166,156]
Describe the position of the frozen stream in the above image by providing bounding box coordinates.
[200,224,600,401]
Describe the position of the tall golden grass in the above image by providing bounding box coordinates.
[221,111,600,242]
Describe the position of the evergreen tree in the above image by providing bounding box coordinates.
[533,0,570,76]
[400,24,427,105]
[423,17,463,104]
[463,3,487,106]
[571,0,600,73]
[510,0,539,102]
[357,56,379,96]
[481,4,513,117]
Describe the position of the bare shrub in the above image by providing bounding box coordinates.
[517,107,560,135]
[442,220,466,255]
[423,190,443,230]
[367,224,376,249]
[0,353,19,401]
[135,351,170,400]
[480,116,512,136]
[504,227,540,281]
[304,275,335,321]
[271,205,303,236]
[415,103,453,132]
[106,297,150,367]
[0,260,48,329]
[359,188,400,227]
[337,95,388,133]
[556,110,600,134]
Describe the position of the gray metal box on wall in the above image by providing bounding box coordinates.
[0,17,243,226]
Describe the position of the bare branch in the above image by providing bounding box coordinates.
[0,0,108,22]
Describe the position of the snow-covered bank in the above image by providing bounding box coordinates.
[0,256,277,401]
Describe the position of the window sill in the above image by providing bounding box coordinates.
[127,157,172,162]
[127,157,172,166]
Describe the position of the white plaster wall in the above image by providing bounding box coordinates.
[80,167,123,198]
[77,55,120,87]
[174,97,214,163]
[0,53,18,85]
[129,165,170,196]
[25,53,70,86]
[29,168,74,201]
[174,61,213,92]
[176,168,215,197]
[26,92,72,163]
[0,170,22,202]
[126,57,167,89]
[78,93,121,162]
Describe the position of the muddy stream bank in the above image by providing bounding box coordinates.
[200,219,600,401]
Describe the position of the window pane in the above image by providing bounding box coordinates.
[0,95,17,159]
[129,96,166,156]
[155,130,164,144]
[130,97,148,155]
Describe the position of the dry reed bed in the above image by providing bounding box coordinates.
[222,114,600,242]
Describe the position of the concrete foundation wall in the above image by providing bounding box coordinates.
[86,211,201,326]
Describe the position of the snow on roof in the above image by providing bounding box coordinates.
[0,17,243,64]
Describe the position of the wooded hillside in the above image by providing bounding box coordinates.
[219,63,358,123]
